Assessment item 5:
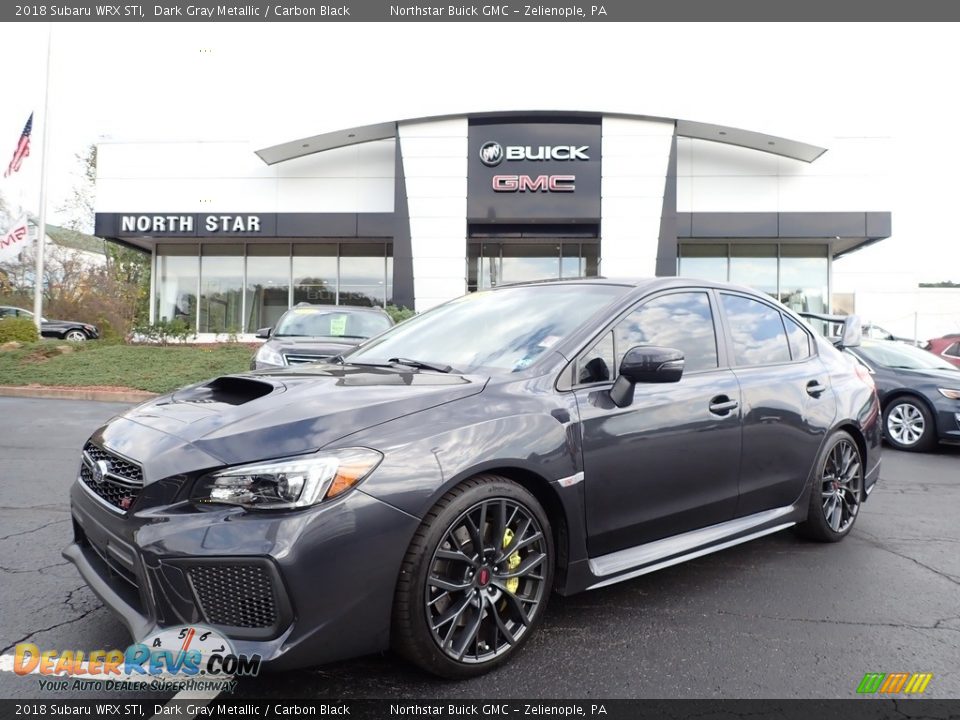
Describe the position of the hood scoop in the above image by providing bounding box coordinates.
[173,376,278,406]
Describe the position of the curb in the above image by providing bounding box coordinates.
[0,386,157,404]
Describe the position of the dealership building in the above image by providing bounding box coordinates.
[93,111,892,335]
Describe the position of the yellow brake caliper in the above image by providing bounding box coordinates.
[502,527,521,594]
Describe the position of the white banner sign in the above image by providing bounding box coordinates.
[0,216,29,263]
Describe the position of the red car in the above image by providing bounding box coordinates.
[926,334,960,368]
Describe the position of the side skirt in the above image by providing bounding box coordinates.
[585,505,800,591]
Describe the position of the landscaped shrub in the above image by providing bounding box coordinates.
[385,304,416,324]
[0,317,39,343]
[131,318,193,345]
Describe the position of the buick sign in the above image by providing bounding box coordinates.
[479,141,504,167]
[467,121,601,222]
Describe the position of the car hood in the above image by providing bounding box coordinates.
[112,364,488,466]
[267,336,363,357]
[892,367,960,384]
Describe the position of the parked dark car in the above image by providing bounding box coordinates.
[64,279,880,678]
[250,304,393,370]
[0,305,99,341]
[925,334,960,369]
[845,339,960,451]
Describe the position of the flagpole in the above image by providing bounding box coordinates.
[33,23,53,332]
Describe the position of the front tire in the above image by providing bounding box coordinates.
[797,431,864,542]
[883,398,935,452]
[64,330,87,342]
[392,475,554,678]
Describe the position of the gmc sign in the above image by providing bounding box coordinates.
[468,121,601,222]
[492,175,576,192]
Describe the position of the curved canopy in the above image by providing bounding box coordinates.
[255,110,827,166]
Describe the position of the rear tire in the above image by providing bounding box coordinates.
[797,431,864,542]
[392,474,554,678]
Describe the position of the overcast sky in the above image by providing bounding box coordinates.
[0,22,957,282]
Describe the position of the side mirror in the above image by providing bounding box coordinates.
[840,314,862,348]
[610,345,685,408]
[255,327,272,340]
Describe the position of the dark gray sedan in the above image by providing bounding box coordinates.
[64,278,880,678]
[845,339,960,451]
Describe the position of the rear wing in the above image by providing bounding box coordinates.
[798,312,862,349]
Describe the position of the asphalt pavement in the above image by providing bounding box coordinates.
[0,396,958,701]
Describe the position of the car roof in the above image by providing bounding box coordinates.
[493,275,780,298]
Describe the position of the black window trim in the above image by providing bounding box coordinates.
[561,287,729,391]
[714,290,819,370]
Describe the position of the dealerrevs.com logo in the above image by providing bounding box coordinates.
[12,625,261,693]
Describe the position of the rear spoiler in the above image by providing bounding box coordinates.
[797,312,862,349]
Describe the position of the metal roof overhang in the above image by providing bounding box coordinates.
[255,111,827,166]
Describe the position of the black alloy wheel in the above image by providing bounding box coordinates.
[392,475,553,678]
[798,431,864,542]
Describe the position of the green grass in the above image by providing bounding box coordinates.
[0,341,255,394]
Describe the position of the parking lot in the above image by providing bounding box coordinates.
[0,396,958,701]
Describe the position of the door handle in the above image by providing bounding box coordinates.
[709,395,739,415]
[806,380,827,397]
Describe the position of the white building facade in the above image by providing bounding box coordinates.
[93,111,891,335]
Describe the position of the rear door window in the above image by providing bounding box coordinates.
[783,315,813,360]
[720,294,792,366]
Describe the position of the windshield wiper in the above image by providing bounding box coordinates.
[387,357,454,373]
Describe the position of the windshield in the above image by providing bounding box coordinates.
[855,341,959,372]
[273,308,392,339]
[346,284,628,374]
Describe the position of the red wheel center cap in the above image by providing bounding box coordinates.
[477,567,491,587]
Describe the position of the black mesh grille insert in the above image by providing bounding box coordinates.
[80,442,144,511]
[83,442,144,483]
[188,564,278,629]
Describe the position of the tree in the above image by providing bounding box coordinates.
[57,145,96,234]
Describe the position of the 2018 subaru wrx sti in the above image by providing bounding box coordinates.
[64,279,881,678]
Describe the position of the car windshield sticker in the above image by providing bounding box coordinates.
[329,315,347,336]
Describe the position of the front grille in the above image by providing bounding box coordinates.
[283,353,330,365]
[79,442,144,512]
[187,564,278,629]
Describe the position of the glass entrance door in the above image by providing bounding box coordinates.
[468,241,599,292]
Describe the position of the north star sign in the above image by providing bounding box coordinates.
[119,214,264,234]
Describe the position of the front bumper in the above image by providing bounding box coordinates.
[933,396,960,443]
[64,477,420,670]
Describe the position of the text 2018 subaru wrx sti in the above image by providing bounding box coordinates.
[65,278,880,677]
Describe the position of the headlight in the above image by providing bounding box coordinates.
[255,343,284,366]
[938,387,960,400]
[192,448,383,510]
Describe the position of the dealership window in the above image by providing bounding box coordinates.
[467,241,599,292]
[155,241,394,334]
[200,244,243,334]
[339,243,392,308]
[779,244,829,314]
[246,243,291,332]
[293,243,338,306]
[678,242,830,313]
[729,244,777,297]
[155,244,199,331]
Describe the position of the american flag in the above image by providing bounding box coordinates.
[3,113,32,178]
